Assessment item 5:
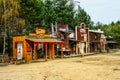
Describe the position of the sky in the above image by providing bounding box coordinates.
[75,0,120,24]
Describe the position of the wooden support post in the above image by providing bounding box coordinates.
[49,44,51,59]
[60,44,63,58]
[70,46,74,55]
[34,43,37,60]
[45,43,47,60]
[51,43,55,59]
[76,42,78,54]
[86,42,87,53]
[24,40,27,61]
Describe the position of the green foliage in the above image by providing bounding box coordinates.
[43,0,56,27]
[112,23,120,44]
[54,0,76,28]
[93,22,113,36]
[0,0,25,35]
[19,0,93,32]
[94,20,120,44]
[54,0,70,22]
[19,0,44,32]
[0,0,25,55]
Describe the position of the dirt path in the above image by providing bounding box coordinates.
[0,50,120,80]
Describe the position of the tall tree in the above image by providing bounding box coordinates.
[19,0,44,33]
[0,0,25,56]
[43,0,56,28]
[53,0,76,28]
[54,0,73,22]
[111,23,120,44]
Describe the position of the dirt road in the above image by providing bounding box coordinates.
[0,50,120,80]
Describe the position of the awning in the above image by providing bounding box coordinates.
[69,39,80,44]
[69,39,80,42]
[26,38,63,43]
[106,41,116,44]
[59,31,71,36]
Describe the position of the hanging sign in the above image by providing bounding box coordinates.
[80,29,86,33]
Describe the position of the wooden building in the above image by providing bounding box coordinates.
[56,23,71,56]
[56,23,79,56]
[89,29,103,53]
[13,28,63,61]
[76,23,89,54]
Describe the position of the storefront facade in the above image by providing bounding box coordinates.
[13,28,63,61]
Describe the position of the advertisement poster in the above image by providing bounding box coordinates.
[17,42,23,60]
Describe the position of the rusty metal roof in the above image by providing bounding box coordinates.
[26,38,63,43]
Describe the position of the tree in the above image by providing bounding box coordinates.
[112,24,120,44]
[0,0,25,57]
[53,0,76,28]
[43,0,56,28]
[19,0,44,34]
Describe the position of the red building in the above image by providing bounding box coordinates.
[76,23,89,54]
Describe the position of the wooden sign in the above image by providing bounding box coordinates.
[36,28,45,34]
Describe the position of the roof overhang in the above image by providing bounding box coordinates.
[26,38,63,43]
[69,39,80,42]
[106,41,116,44]
[89,30,103,34]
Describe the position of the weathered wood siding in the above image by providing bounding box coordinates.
[89,32,101,42]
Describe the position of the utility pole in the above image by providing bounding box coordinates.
[2,0,6,62]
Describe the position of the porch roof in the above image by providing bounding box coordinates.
[59,31,71,36]
[69,39,80,42]
[106,41,116,44]
[26,38,63,43]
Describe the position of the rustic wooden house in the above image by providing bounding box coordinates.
[76,23,89,54]
[89,29,103,53]
[56,23,80,56]
[13,28,63,61]
[55,23,71,56]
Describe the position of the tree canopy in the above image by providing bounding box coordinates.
[19,0,93,31]
[111,21,120,44]
[0,0,25,55]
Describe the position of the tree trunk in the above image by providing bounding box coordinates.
[2,0,6,62]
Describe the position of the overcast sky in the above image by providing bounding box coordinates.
[75,0,120,24]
